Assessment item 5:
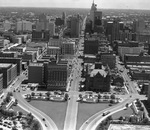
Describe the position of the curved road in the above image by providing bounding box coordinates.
[79,56,145,130]
[79,95,138,130]
[10,72,58,130]
[13,92,58,130]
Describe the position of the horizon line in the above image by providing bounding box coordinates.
[0,6,150,11]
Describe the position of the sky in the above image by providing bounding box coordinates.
[0,0,150,10]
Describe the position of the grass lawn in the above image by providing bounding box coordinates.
[77,103,111,130]
[12,105,28,115]
[111,107,134,119]
[29,100,67,130]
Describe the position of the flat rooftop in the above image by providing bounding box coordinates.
[29,63,43,66]
[0,63,11,68]
[108,124,150,130]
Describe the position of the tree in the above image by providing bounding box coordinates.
[126,103,129,108]
[18,111,23,116]
[119,116,123,120]
[46,91,51,97]
[8,92,13,96]
[39,93,42,97]
[65,93,69,101]
[107,116,113,121]
[142,117,149,124]
[98,94,102,99]
[13,120,17,126]
[31,92,35,97]
[110,94,115,99]
[104,95,109,99]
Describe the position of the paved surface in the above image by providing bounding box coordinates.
[63,17,86,130]
[79,56,148,130]
[9,72,58,130]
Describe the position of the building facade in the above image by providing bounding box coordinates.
[0,74,3,94]
[28,63,44,84]
[0,63,17,88]
[47,46,60,56]
[0,57,22,75]
[46,61,68,91]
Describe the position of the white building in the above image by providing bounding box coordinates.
[118,46,144,61]
[48,22,55,37]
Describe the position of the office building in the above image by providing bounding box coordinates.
[28,63,44,84]
[70,14,81,38]
[0,51,18,58]
[61,41,75,55]
[148,82,150,102]
[89,1,102,31]
[49,37,62,47]
[18,51,36,62]
[3,20,11,31]
[49,22,55,37]
[16,20,32,33]
[101,54,116,69]
[47,46,60,56]
[118,46,144,61]
[84,38,99,55]
[46,61,68,91]
[0,63,17,88]
[62,12,66,26]
[0,74,3,94]
[32,30,50,42]
[0,57,22,75]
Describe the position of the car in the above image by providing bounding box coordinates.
[42,118,45,121]
[102,111,110,116]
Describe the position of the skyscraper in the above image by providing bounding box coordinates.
[89,0,102,31]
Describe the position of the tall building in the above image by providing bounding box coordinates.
[0,63,17,88]
[49,22,55,37]
[0,57,22,75]
[62,12,66,26]
[49,37,62,47]
[28,63,44,84]
[84,38,99,55]
[70,14,81,38]
[46,61,68,91]
[148,82,150,102]
[61,41,75,55]
[0,74,3,94]
[89,0,102,30]
[16,20,32,33]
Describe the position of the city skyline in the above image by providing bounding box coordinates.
[0,0,150,10]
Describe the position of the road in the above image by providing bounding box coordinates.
[79,56,148,130]
[63,16,86,130]
[13,92,58,130]
[79,94,138,130]
[63,48,82,130]
[8,72,58,130]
